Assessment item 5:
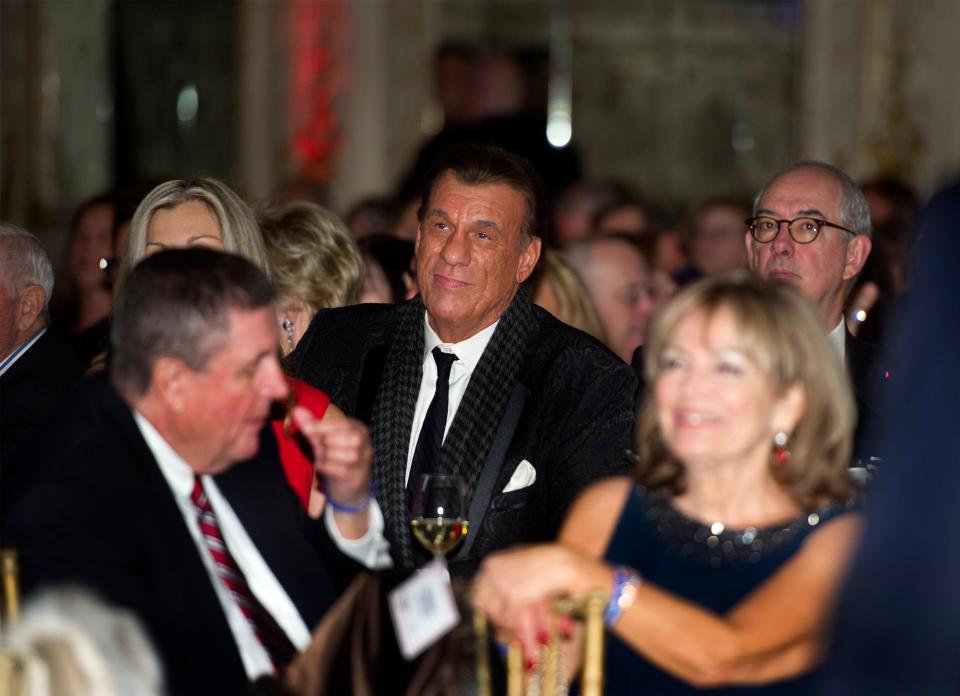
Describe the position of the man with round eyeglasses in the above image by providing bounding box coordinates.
[746,161,887,462]
[746,161,872,334]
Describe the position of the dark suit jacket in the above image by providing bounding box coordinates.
[0,329,84,471]
[289,301,637,576]
[845,330,889,461]
[818,182,960,694]
[3,375,354,696]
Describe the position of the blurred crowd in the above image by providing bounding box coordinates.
[29,45,923,378]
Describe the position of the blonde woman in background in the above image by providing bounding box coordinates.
[532,248,607,344]
[116,179,353,516]
[258,200,363,356]
[258,200,366,512]
[114,176,268,296]
[90,176,269,372]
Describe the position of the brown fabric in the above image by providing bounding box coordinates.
[283,574,378,696]
[282,573,480,696]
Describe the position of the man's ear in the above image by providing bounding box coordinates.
[16,285,45,332]
[842,234,872,281]
[150,357,191,414]
[744,231,759,271]
[516,235,542,284]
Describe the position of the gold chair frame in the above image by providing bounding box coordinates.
[475,591,606,696]
[0,549,24,695]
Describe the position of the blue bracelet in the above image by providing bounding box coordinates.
[322,481,376,514]
[604,566,642,627]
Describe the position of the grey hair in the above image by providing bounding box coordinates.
[753,160,873,239]
[564,233,651,284]
[0,222,55,313]
[110,248,274,399]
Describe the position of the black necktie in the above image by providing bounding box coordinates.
[408,347,458,490]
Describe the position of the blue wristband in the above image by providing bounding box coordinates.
[323,480,376,514]
[604,566,641,627]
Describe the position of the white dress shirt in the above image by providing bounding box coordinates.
[324,316,499,569]
[405,317,499,483]
[829,319,846,363]
[134,412,311,680]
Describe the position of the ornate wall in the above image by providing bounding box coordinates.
[3,0,959,238]
[800,0,960,193]
[1,0,112,247]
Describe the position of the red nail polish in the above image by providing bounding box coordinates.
[537,629,550,646]
[525,656,536,671]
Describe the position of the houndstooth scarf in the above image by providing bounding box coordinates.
[371,287,534,569]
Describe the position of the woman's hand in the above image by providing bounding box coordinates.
[472,544,612,664]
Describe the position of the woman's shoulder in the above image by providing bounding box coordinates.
[569,476,637,517]
[560,476,637,555]
[812,495,863,521]
[800,501,864,551]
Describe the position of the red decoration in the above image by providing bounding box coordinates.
[287,0,350,185]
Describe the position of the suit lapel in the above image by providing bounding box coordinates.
[143,456,246,675]
[460,380,530,557]
[0,333,42,384]
[457,313,541,557]
[370,302,425,568]
[97,381,247,675]
[355,344,389,425]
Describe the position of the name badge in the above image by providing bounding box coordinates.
[388,559,460,659]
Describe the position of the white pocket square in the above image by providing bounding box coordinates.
[502,459,537,493]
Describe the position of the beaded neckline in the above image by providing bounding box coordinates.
[641,489,832,568]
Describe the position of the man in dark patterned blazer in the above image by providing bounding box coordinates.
[290,144,636,578]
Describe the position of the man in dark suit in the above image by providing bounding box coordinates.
[0,223,83,474]
[5,249,368,695]
[290,144,636,577]
[744,161,888,460]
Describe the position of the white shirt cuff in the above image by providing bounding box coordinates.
[323,498,393,570]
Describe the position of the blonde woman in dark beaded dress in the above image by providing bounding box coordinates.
[473,271,863,694]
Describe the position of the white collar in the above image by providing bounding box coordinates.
[828,319,846,362]
[133,410,197,499]
[0,328,46,377]
[423,316,499,372]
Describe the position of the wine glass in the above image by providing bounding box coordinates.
[410,473,469,559]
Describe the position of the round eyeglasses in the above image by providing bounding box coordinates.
[745,216,854,244]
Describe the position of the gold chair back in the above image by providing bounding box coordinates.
[1,549,19,629]
[0,650,26,696]
[476,591,606,696]
[0,548,24,696]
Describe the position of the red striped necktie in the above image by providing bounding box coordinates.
[190,476,296,671]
